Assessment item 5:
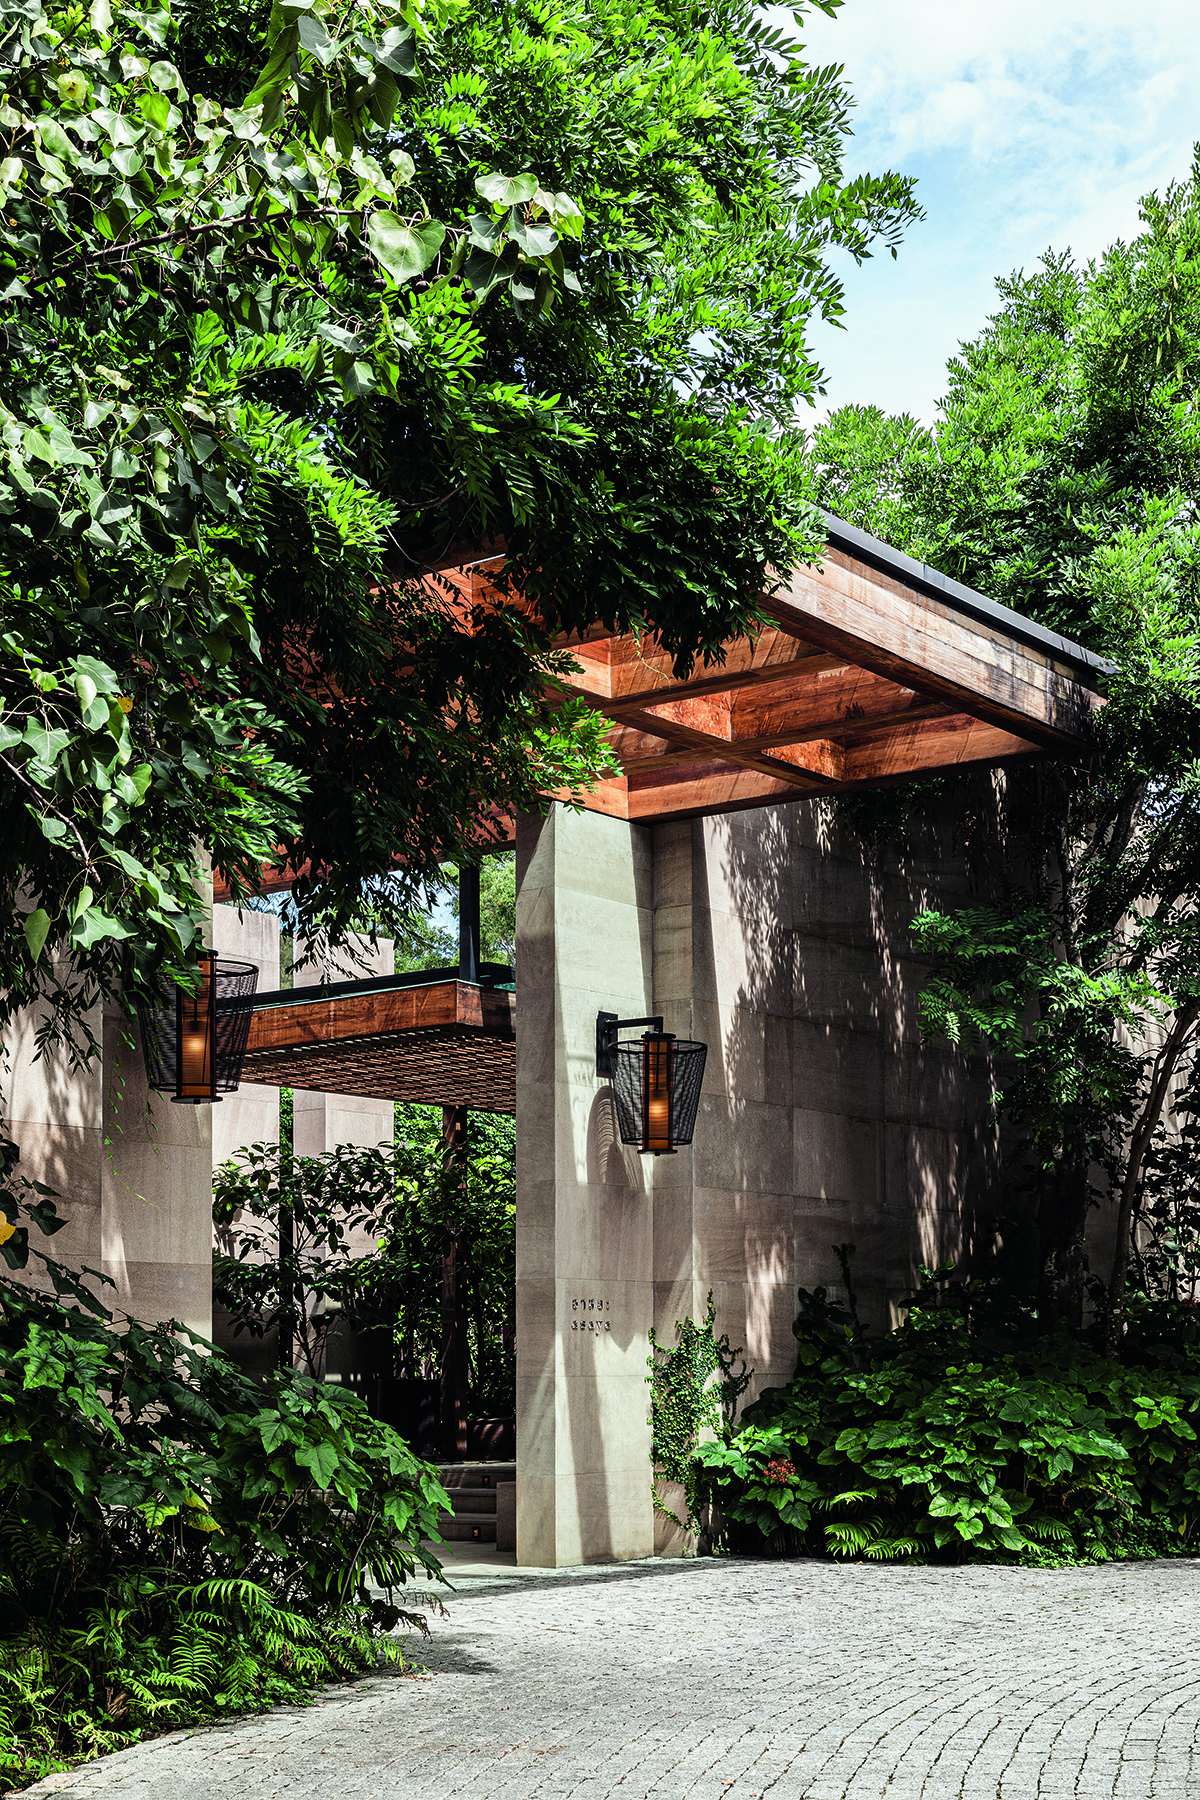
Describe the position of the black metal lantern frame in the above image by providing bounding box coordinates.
[596,1011,706,1155]
[138,954,259,1104]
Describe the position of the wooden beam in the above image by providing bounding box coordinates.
[769,548,1100,752]
[842,714,1040,782]
[577,694,841,790]
[245,980,514,1057]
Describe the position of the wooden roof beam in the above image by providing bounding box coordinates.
[771,547,1101,753]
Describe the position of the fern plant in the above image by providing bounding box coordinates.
[0,1187,449,1791]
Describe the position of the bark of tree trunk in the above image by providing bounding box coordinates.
[1106,998,1200,1354]
[277,1203,294,1374]
[440,1104,469,1459]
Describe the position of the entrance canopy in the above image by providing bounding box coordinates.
[220,516,1105,1114]
[437,513,1107,831]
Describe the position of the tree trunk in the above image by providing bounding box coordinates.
[440,1105,470,1459]
[1106,998,1200,1354]
[277,1202,294,1374]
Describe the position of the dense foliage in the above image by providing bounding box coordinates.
[696,1273,1200,1565]
[808,156,1200,1337]
[214,1104,516,1416]
[0,0,918,1056]
[0,1188,447,1790]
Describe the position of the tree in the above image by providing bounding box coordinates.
[0,0,919,1062]
[808,154,1200,1341]
[213,1114,515,1415]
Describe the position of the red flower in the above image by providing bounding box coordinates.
[763,1457,796,1485]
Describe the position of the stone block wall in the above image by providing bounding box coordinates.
[515,795,1006,1565]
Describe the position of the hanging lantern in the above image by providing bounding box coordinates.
[138,955,259,1104]
[596,1012,707,1155]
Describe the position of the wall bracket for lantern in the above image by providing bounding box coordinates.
[595,1010,706,1156]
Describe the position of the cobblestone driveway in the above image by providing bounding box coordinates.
[21,1556,1200,1799]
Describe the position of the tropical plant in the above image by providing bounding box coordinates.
[0,1178,447,1790]
[695,1268,1200,1564]
[646,1291,751,1535]
[0,0,919,1062]
[213,1107,516,1417]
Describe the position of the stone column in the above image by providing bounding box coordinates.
[212,904,281,1167]
[515,804,656,1566]
[292,933,395,1155]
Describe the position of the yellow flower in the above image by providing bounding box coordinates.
[116,696,134,714]
[0,1221,16,1245]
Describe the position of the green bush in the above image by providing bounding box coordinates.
[696,1276,1200,1564]
[0,1198,448,1790]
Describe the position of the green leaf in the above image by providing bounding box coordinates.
[475,172,538,207]
[24,908,52,964]
[136,91,171,130]
[367,213,445,285]
[464,243,518,298]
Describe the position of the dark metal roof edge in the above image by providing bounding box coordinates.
[246,963,515,1013]
[820,511,1116,682]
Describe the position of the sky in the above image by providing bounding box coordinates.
[783,0,1200,425]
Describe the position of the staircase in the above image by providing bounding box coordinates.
[437,1462,516,1548]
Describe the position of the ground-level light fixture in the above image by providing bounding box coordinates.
[596,1012,707,1155]
[138,953,259,1104]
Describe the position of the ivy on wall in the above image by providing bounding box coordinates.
[647,1293,751,1538]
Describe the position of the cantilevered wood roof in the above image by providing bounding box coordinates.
[218,518,1106,1114]
[433,514,1107,830]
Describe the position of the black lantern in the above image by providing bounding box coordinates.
[138,954,259,1104]
[596,1012,707,1155]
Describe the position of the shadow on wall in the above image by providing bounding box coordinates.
[698,779,1010,1391]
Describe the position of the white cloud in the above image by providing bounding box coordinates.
[779,0,1200,421]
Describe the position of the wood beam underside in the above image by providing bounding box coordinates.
[542,550,1101,823]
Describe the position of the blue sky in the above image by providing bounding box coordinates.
[783,0,1200,424]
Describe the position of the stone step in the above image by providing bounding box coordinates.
[438,1461,516,1490]
[448,1489,497,1516]
[438,1513,497,1543]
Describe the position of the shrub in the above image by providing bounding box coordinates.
[696,1274,1200,1563]
[0,1189,448,1790]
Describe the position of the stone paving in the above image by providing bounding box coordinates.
[19,1555,1200,1799]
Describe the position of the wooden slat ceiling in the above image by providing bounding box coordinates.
[240,980,515,1113]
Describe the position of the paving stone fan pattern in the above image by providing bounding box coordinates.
[20,1557,1200,1799]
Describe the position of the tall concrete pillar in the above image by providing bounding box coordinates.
[515,805,656,1567]
[292,934,395,1155]
[212,904,280,1167]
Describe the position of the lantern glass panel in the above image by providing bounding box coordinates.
[642,1034,673,1153]
[177,956,215,1101]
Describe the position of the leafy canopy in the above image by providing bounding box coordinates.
[0,0,918,1055]
[808,155,1200,1333]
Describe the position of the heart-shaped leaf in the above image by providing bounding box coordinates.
[475,172,538,207]
[367,213,445,284]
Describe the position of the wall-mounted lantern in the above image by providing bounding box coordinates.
[596,1012,707,1155]
[138,953,259,1104]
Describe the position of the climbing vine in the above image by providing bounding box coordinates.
[647,1293,752,1536]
